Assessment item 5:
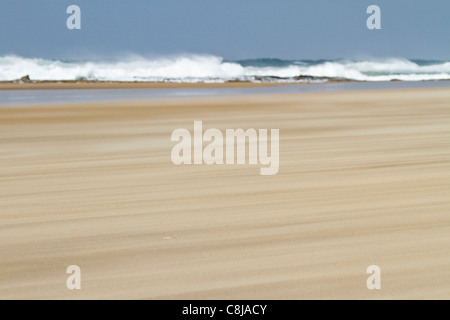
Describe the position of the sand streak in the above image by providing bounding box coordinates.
[1,88,449,299]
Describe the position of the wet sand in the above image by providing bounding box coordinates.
[0,81,285,90]
[0,88,449,299]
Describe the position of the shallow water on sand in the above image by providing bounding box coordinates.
[0,81,449,106]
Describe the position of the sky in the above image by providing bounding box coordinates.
[0,0,449,60]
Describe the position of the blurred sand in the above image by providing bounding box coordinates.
[0,88,449,299]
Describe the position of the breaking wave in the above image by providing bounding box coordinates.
[1,55,449,82]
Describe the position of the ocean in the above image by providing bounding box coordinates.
[1,55,450,83]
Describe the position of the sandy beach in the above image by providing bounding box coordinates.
[0,87,449,299]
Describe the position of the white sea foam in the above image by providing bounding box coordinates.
[0,55,449,82]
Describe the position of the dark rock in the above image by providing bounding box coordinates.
[18,75,32,83]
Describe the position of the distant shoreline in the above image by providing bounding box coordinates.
[1,79,449,91]
[0,80,298,90]
[1,80,450,107]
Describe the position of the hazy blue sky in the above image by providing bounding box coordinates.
[0,0,449,60]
